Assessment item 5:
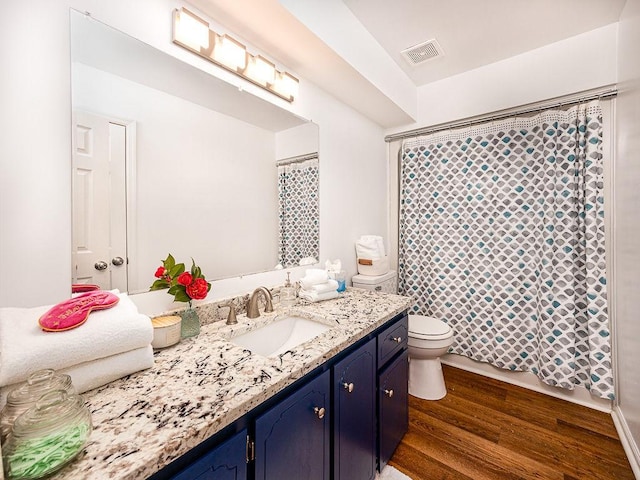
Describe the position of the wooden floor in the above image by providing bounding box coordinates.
[389,365,635,480]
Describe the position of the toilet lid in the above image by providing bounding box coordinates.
[409,315,452,339]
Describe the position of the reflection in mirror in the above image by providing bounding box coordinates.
[69,10,319,294]
[277,154,319,268]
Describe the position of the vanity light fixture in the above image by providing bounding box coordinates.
[172,7,299,102]
[173,8,210,51]
[212,33,247,71]
[244,55,276,87]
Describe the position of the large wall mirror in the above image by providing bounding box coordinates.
[70,10,319,295]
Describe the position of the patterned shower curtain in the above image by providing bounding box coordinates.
[399,102,613,399]
[277,157,319,268]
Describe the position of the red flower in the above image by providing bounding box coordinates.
[154,267,166,278]
[186,277,209,300]
[177,272,193,286]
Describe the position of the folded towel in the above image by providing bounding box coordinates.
[299,256,317,266]
[299,289,340,303]
[61,345,154,394]
[309,280,339,294]
[0,293,153,387]
[299,268,329,289]
[0,345,154,408]
[356,235,386,260]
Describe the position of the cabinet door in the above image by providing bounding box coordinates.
[172,428,247,480]
[379,349,409,470]
[333,338,377,480]
[255,370,330,480]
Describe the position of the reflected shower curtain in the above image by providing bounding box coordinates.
[399,102,613,399]
[277,157,319,268]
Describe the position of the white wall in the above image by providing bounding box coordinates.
[276,122,319,160]
[0,0,387,312]
[614,0,640,473]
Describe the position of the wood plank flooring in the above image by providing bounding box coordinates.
[389,365,635,480]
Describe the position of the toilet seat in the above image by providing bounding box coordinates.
[408,315,453,340]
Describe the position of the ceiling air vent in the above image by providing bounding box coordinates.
[401,39,444,66]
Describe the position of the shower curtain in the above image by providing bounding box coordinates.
[399,102,614,399]
[277,157,319,268]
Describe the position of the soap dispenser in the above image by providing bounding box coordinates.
[280,272,297,307]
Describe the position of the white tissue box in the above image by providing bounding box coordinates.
[357,256,390,276]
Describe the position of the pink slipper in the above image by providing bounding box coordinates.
[39,291,120,332]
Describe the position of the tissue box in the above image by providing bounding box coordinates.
[357,256,390,276]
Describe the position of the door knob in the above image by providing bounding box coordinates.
[94,261,108,271]
[111,256,125,266]
[342,382,354,393]
[313,406,325,419]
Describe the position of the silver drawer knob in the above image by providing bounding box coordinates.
[392,336,402,343]
[313,406,326,419]
[342,382,354,393]
[384,389,394,398]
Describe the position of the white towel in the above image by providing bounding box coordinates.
[298,256,318,266]
[61,345,154,394]
[299,289,340,303]
[0,293,153,387]
[356,235,386,260]
[309,280,339,294]
[299,268,329,289]
[0,346,154,408]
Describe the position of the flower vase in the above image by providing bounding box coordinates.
[180,305,200,338]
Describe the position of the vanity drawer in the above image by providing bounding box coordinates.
[377,314,408,367]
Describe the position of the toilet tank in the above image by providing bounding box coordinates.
[351,271,397,294]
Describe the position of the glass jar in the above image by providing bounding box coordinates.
[1,369,75,443]
[2,390,92,480]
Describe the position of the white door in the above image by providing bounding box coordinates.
[72,111,128,291]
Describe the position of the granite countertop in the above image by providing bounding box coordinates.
[52,289,412,479]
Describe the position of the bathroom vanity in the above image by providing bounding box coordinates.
[51,289,411,479]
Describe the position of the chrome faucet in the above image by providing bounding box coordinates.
[246,287,274,319]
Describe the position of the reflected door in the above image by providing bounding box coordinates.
[72,111,127,291]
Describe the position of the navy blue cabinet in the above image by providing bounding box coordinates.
[378,348,409,470]
[333,338,377,480]
[159,311,409,480]
[172,428,247,480]
[254,370,331,480]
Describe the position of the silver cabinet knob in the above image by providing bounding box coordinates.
[342,382,354,393]
[392,336,402,343]
[313,406,325,419]
[94,261,108,271]
[384,389,394,398]
[111,256,124,266]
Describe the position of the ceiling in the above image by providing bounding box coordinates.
[190,0,626,127]
[343,0,626,86]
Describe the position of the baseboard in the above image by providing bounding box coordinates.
[441,353,613,413]
[612,406,640,479]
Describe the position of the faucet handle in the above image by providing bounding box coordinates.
[219,302,238,325]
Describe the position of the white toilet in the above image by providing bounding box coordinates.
[408,314,454,400]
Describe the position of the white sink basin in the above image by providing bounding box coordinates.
[230,315,331,357]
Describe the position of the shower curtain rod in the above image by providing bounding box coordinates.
[384,85,618,143]
[276,152,318,166]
